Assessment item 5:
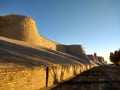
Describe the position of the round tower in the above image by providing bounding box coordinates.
[0,14,41,45]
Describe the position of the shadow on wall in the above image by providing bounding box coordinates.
[48,66,66,85]
[46,65,87,87]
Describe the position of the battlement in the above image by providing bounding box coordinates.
[2,14,33,20]
[0,14,35,27]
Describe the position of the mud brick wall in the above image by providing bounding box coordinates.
[0,64,95,90]
[0,67,46,90]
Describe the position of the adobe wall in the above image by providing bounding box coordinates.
[39,36,67,52]
[0,14,102,90]
[87,54,106,64]
[87,55,97,62]
[47,65,93,87]
[0,65,94,90]
[66,45,90,63]
[0,67,46,90]
[97,57,105,63]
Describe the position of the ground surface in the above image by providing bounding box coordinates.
[51,65,120,90]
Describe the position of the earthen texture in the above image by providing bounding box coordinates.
[67,45,90,63]
[87,54,106,64]
[87,55,97,62]
[0,67,46,90]
[0,65,93,90]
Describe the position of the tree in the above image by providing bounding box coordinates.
[110,49,120,65]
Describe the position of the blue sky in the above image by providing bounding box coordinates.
[0,0,120,63]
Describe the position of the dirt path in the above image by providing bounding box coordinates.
[51,65,120,90]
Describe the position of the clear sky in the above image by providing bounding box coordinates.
[0,0,120,63]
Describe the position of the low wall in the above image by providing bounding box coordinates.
[0,67,46,90]
[0,65,95,90]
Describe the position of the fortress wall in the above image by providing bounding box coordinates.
[0,14,92,60]
[39,36,66,51]
[46,65,90,87]
[0,65,94,90]
[0,14,90,58]
[94,53,99,62]
[39,36,57,50]
[0,14,102,89]
[47,66,74,87]
[87,55,97,62]
[0,67,46,90]
[66,45,90,63]
[56,45,67,52]
[97,57,105,63]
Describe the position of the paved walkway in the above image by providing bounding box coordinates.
[51,65,120,90]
